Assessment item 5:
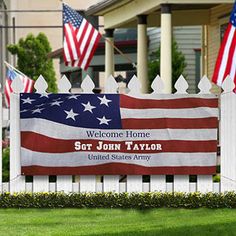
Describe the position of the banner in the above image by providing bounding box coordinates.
[20,93,218,175]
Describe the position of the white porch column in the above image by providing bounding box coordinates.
[160,4,172,94]
[105,29,115,80]
[137,15,148,93]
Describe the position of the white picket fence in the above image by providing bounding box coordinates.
[1,74,236,193]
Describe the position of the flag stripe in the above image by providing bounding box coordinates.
[21,165,216,175]
[81,29,98,69]
[223,26,236,80]
[76,20,88,54]
[120,108,218,119]
[4,80,12,107]
[231,47,236,86]
[122,117,218,129]
[21,149,216,167]
[64,24,78,61]
[218,26,235,86]
[120,95,218,109]
[21,132,217,153]
[80,23,92,55]
[21,118,217,141]
[63,37,71,63]
[78,26,95,68]
[212,24,233,85]
[84,33,102,70]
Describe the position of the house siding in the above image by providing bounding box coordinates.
[148,26,202,93]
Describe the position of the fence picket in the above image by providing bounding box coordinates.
[33,176,49,192]
[174,176,189,192]
[150,76,165,192]
[127,175,142,192]
[173,75,189,192]
[150,175,166,192]
[197,76,214,193]
[56,75,73,193]
[33,76,50,192]
[103,75,120,192]
[79,75,97,192]
[126,76,143,192]
[197,175,213,193]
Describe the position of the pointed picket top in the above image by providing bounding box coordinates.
[58,75,71,93]
[198,75,212,94]
[174,75,188,94]
[151,75,164,94]
[81,75,95,93]
[222,75,235,93]
[104,75,118,93]
[34,75,48,93]
[11,75,24,93]
[128,75,141,95]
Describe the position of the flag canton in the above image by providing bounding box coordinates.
[7,69,18,81]
[63,3,83,27]
[230,2,236,27]
[20,93,122,129]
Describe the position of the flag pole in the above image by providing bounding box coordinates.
[103,36,137,69]
[4,61,27,77]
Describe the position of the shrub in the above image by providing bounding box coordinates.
[2,147,9,182]
[0,192,236,209]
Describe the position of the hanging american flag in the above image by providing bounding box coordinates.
[212,2,236,88]
[20,93,218,175]
[5,68,34,107]
[63,3,102,70]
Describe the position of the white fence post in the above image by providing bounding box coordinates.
[221,76,236,192]
[103,75,120,192]
[10,77,25,193]
[33,75,49,192]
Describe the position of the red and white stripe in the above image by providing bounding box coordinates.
[5,75,34,107]
[212,23,236,88]
[21,94,218,175]
[63,18,101,70]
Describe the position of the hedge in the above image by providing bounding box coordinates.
[0,192,236,209]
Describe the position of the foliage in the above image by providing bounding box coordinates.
[0,192,236,209]
[148,40,187,92]
[2,148,9,182]
[7,33,57,93]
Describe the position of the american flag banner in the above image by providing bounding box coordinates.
[212,2,236,88]
[20,93,218,175]
[63,3,102,70]
[5,68,34,107]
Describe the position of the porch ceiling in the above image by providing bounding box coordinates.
[86,0,234,28]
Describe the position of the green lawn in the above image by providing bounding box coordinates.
[0,208,236,236]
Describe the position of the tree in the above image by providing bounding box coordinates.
[7,33,57,92]
[148,40,187,92]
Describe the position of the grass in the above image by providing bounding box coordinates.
[0,208,236,235]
